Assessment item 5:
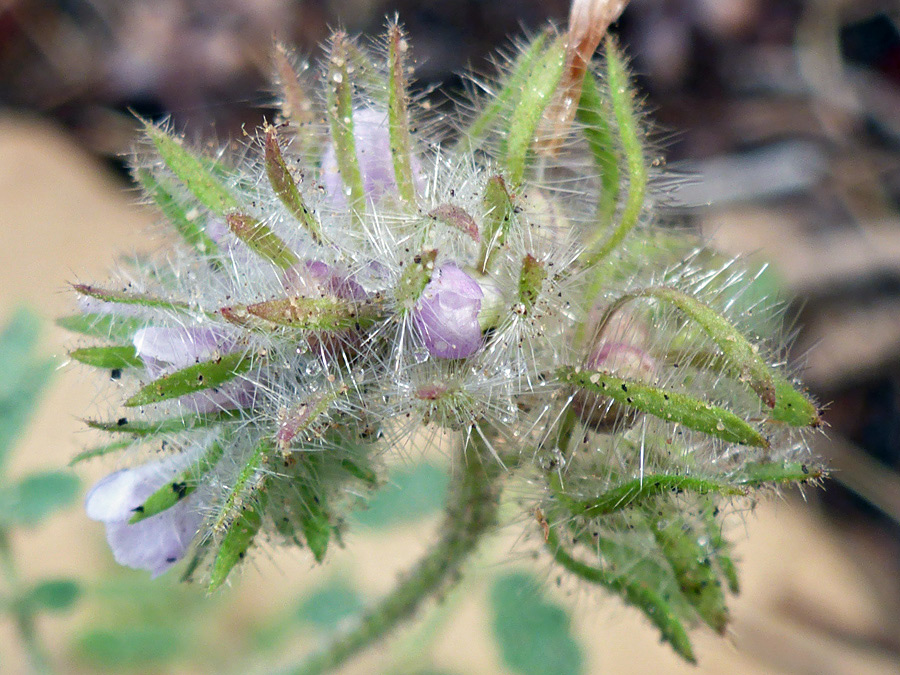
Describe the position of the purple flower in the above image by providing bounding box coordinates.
[282,260,366,301]
[321,107,419,208]
[133,325,256,412]
[85,455,204,577]
[412,262,484,359]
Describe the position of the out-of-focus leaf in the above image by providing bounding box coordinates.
[353,462,449,529]
[25,579,80,612]
[74,626,185,669]
[296,580,364,630]
[57,313,146,342]
[0,471,80,525]
[490,572,583,675]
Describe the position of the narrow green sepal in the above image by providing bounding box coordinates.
[546,525,696,664]
[326,33,365,224]
[387,23,417,204]
[560,366,769,447]
[129,442,226,523]
[576,70,620,226]
[145,124,239,215]
[273,43,315,132]
[600,287,820,427]
[455,29,551,153]
[222,295,378,332]
[477,176,515,274]
[134,168,220,258]
[225,212,300,270]
[125,351,252,407]
[85,410,240,435]
[69,439,133,466]
[70,345,142,370]
[735,461,826,487]
[264,125,327,244]
[581,39,648,274]
[651,517,729,634]
[504,35,566,185]
[72,284,197,315]
[56,314,146,343]
[517,254,546,313]
[701,501,740,595]
[396,249,437,308]
[298,481,331,563]
[208,502,264,592]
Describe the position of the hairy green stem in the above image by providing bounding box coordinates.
[290,427,503,675]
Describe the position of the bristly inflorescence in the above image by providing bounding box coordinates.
[63,6,824,668]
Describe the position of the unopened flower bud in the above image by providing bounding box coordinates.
[412,262,484,359]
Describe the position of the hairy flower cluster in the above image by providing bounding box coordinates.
[65,13,823,667]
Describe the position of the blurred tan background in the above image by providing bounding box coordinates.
[2,0,900,673]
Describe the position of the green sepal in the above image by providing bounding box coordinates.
[145,125,239,216]
[224,295,379,332]
[134,168,220,258]
[264,125,326,244]
[70,345,142,370]
[601,286,820,427]
[426,204,480,241]
[272,42,316,149]
[125,351,252,407]
[69,439,134,466]
[477,176,515,274]
[454,29,551,153]
[326,33,365,225]
[85,409,241,435]
[387,22,417,204]
[560,366,768,447]
[651,516,729,633]
[504,35,566,185]
[298,479,331,563]
[550,472,744,519]
[225,212,300,270]
[56,314,146,343]
[576,70,620,227]
[734,460,825,487]
[546,525,696,664]
[517,254,546,314]
[72,284,198,316]
[396,249,437,308]
[130,442,226,523]
[208,500,265,592]
[701,500,740,594]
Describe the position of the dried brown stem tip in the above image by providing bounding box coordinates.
[537,0,631,154]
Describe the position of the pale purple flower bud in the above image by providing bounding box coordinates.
[283,260,366,301]
[85,455,203,577]
[321,107,419,208]
[413,262,484,359]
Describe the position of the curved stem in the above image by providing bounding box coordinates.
[290,427,503,675]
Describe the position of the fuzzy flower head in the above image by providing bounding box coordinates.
[65,14,823,662]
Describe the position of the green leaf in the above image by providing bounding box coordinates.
[297,479,331,563]
[134,168,220,258]
[264,125,326,244]
[209,501,264,591]
[454,30,551,153]
[353,462,449,529]
[0,471,80,526]
[296,580,364,630]
[74,626,185,669]
[504,36,566,185]
[225,211,300,270]
[130,441,225,523]
[125,351,252,407]
[70,345,142,369]
[560,367,768,447]
[577,70,620,227]
[56,313,146,343]
[145,124,239,216]
[546,525,696,664]
[387,23,417,204]
[490,572,583,675]
[25,579,80,612]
